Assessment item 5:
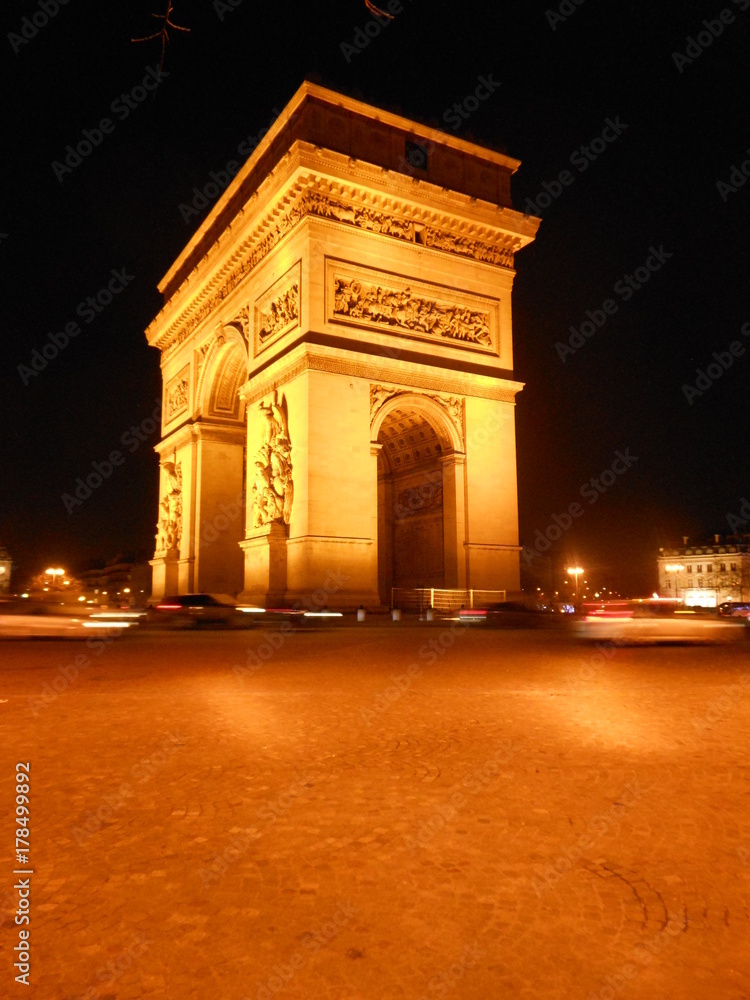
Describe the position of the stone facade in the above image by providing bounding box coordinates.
[658,539,750,606]
[0,545,11,594]
[145,82,539,607]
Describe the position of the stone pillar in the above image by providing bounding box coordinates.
[463,396,520,592]
[239,523,288,606]
[282,369,381,609]
[375,444,392,605]
[149,550,180,600]
[150,429,195,600]
[191,424,245,595]
[441,452,467,589]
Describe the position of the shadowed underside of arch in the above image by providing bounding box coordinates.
[377,403,448,599]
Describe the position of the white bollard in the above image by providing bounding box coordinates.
[425,608,434,621]
[391,608,401,622]
[357,606,366,622]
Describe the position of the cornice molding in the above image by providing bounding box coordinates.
[238,345,523,406]
[147,158,538,358]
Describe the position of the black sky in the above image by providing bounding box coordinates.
[2,0,749,594]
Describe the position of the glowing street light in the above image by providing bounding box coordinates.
[567,566,584,602]
[665,563,684,597]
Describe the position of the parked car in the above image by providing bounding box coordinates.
[146,594,263,629]
[574,599,747,644]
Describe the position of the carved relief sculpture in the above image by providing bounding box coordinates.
[155,460,183,553]
[228,306,252,346]
[251,391,293,528]
[333,277,491,347]
[166,371,189,420]
[157,183,516,357]
[258,283,299,343]
[370,384,465,448]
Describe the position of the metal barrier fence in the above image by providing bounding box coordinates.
[391,588,507,611]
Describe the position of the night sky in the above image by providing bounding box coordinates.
[3,0,749,594]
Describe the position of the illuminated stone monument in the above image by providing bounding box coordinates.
[145,82,539,606]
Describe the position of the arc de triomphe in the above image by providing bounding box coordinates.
[145,82,539,608]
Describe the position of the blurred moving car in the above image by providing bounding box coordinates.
[456,602,557,628]
[0,603,138,638]
[147,594,264,629]
[718,602,750,618]
[574,599,747,643]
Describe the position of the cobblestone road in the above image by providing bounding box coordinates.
[2,623,750,999]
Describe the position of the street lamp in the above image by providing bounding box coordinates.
[567,566,584,603]
[665,563,684,599]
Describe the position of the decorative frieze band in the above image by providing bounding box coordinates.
[327,260,497,353]
[155,173,521,357]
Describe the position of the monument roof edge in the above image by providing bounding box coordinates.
[157,80,523,298]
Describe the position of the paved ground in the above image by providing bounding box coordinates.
[2,621,750,999]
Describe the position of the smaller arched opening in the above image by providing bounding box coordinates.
[189,330,248,593]
[374,396,461,605]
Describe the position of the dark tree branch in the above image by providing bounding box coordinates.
[132,0,190,74]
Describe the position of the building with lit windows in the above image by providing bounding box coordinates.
[657,537,750,606]
[0,545,11,594]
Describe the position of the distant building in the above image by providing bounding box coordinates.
[0,545,11,594]
[76,557,152,604]
[657,536,750,606]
